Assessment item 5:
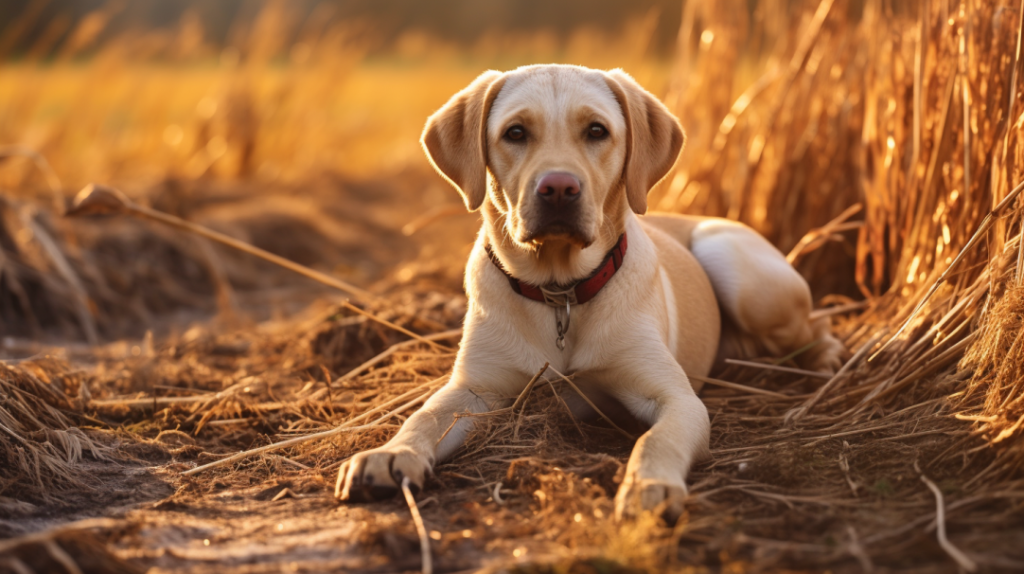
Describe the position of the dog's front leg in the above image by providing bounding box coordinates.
[336,377,492,502]
[604,358,710,521]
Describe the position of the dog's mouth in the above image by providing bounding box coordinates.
[521,222,593,248]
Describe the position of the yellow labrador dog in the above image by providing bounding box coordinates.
[337,64,843,518]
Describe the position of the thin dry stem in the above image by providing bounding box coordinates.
[920,472,978,572]
[403,475,433,574]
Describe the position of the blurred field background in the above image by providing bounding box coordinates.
[2,0,1024,572]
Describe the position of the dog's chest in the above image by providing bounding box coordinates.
[518,301,628,374]
[466,232,678,379]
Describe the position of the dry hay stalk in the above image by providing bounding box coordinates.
[724,358,832,380]
[688,373,790,398]
[0,198,98,344]
[548,366,634,440]
[920,470,979,572]
[665,0,1024,443]
[184,375,445,477]
[402,475,433,574]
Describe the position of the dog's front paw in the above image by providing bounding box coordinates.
[804,332,847,375]
[614,474,688,523]
[803,318,848,375]
[335,444,432,502]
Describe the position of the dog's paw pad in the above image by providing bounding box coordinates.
[805,335,847,375]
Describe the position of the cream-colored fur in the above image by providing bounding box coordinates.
[337,64,845,520]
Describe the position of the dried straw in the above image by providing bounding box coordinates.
[184,376,443,476]
[403,476,433,574]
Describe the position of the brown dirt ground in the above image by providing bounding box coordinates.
[2,171,1023,574]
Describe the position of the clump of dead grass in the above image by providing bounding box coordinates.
[0,359,110,505]
[958,282,1024,479]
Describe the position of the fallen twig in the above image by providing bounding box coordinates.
[920,472,977,572]
[511,363,549,438]
[271,487,300,501]
[724,359,832,380]
[182,422,379,476]
[268,455,310,470]
[690,374,790,398]
[809,300,869,320]
[511,364,548,413]
[92,377,260,409]
[403,475,433,574]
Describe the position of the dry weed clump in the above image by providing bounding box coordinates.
[0,359,109,505]
[959,282,1024,476]
[665,0,1024,442]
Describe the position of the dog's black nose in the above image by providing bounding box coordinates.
[536,172,581,207]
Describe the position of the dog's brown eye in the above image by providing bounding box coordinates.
[588,123,608,139]
[505,126,526,141]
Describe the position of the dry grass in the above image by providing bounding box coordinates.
[2,0,1024,572]
[0,359,110,504]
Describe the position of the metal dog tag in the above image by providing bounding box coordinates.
[554,299,571,351]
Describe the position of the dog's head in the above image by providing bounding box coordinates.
[422,65,684,250]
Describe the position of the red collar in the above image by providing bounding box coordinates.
[485,233,628,306]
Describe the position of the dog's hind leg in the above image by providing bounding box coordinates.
[688,219,845,373]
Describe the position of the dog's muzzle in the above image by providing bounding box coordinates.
[523,171,591,246]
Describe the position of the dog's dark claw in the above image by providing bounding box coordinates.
[337,450,429,504]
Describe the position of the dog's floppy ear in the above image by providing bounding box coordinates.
[603,69,685,214]
[421,70,507,211]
